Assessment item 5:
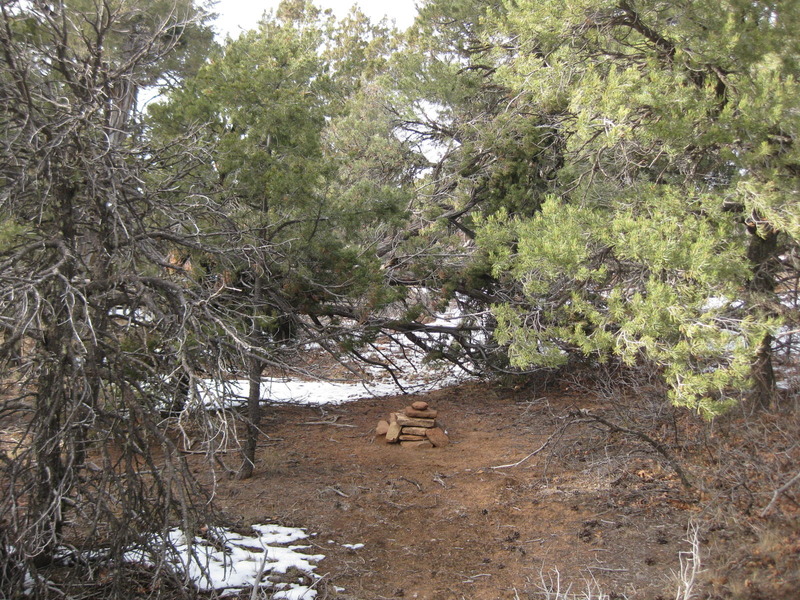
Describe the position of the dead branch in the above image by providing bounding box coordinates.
[301,416,356,427]
[571,409,694,490]
[761,468,800,517]
[325,486,350,498]
[490,418,573,470]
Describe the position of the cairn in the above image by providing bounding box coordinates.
[375,401,449,448]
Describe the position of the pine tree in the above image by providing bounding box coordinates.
[478,0,800,415]
[149,0,396,478]
[0,1,228,596]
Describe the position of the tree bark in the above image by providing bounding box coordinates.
[237,354,262,480]
[31,328,70,561]
[238,274,264,480]
[747,221,779,409]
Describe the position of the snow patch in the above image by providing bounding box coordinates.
[196,371,464,409]
[341,543,364,550]
[190,293,484,408]
[125,524,324,598]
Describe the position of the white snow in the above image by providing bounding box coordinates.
[702,296,745,311]
[195,294,477,409]
[196,368,465,408]
[125,524,325,598]
[198,377,387,408]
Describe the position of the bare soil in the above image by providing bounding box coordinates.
[188,377,799,600]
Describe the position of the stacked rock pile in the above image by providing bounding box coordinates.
[375,401,449,448]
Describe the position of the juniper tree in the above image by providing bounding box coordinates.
[148,0,399,478]
[322,0,560,372]
[477,0,800,415]
[0,1,238,597]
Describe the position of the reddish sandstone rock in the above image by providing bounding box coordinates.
[399,434,427,441]
[400,440,433,449]
[375,420,390,436]
[426,427,450,447]
[411,400,429,411]
[385,422,402,443]
[396,414,435,428]
[404,407,438,419]
[401,426,430,436]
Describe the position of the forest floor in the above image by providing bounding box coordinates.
[187,369,800,600]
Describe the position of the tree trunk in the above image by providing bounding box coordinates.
[747,221,779,409]
[237,355,262,480]
[28,183,79,559]
[31,335,69,562]
[752,333,776,409]
[237,274,264,480]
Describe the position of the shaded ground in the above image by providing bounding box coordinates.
[4,367,797,599]
[194,380,740,600]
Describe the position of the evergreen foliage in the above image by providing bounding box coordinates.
[475,0,800,415]
[1,0,799,594]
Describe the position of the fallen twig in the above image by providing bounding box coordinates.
[490,437,554,470]
[587,566,629,573]
[490,418,573,470]
[326,486,350,498]
[761,468,800,517]
[399,476,422,491]
[572,409,694,490]
[384,499,438,510]
[432,473,447,488]
[301,416,356,427]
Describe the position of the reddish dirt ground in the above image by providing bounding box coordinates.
[4,371,797,599]
[196,381,723,600]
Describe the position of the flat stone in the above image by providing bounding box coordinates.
[389,412,399,423]
[426,427,450,447]
[375,420,390,436]
[404,407,438,419]
[396,414,435,428]
[411,401,429,411]
[398,434,427,441]
[400,440,433,449]
[385,422,402,443]
[401,426,430,436]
